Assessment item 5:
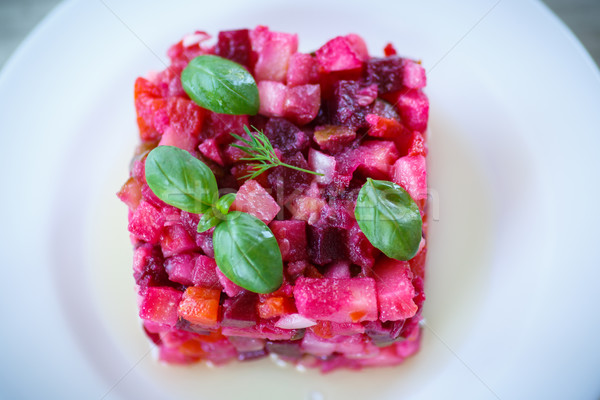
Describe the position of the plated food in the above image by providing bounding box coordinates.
[117,26,429,372]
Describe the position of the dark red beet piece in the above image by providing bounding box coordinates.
[364,56,405,94]
[267,152,311,204]
[222,293,259,328]
[263,117,309,154]
[215,29,252,67]
[307,225,347,265]
[328,80,371,129]
[265,340,303,359]
[133,246,172,288]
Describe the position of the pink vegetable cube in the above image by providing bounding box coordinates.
[192,255,221,288]
[374,258,418,322]
[250,26,298,82]
[315,36,364,72]
[231,179,280,224]
[284,84,321,125]
[165,253,197,285]
[313,125,356,153]
[286,53,319,86]
[294,277,378,323]
[258,80,287,117]
[402,59,427,89]
[268,220,307,262]
[388,89,429,133]
[160,223,197,258]
[217,268,245,297]
[198,138,224,166]
[390,155,427,207]
[356,140,400,179]
[139,287,182,326]
[128,200,165,244]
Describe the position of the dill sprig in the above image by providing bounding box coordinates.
[230,126,324,180]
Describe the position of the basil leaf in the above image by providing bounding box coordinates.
[355,178,422,260]
[215,193,236,216]
[213,211,283,293]
[181,55,259,115]
[197,210,220,233]
[145,146,218,214]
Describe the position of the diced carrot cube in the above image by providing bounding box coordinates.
[178,287,221,327]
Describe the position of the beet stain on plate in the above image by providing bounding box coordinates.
[117,25,429,373]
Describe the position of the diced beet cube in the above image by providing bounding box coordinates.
[195,229,214,258]
[409,242,427,280]
[371,98,401,120]
[324,261,351,279]
[294,277,377,323]
[117,177,142,210]
[202,113,248,144]
[374,258,418,322]
[286,53,319,86]
[160,223,197,258]
[215,29,251,66]
[356,140,400,179]
[216,268,245,297]
[408,132,428,156]
[308,148,336,185]
[267,152,311,204]
[364,56,404,94]
[230,163,270,187]
[390,155,427,208]
[402,59,426,89]
[269,220,307,262]
[258,81,287,117]
[356,84,378,106]
[164,253,197,285]
[263,117,309,154]
[141,183,167,210]
[315,200,355,230]
[313,125,356,153]
[344,34,369,61]
[192,255,221,288]
[198,138,225,166]
[222,293,259,328]
[231,179,280,224]
[154,66,186,98]
[384,89,429,132]
[346,222,379,270]
[283,84,321,125]
[139,287,182,326]
[133,244,171,288]
[128,201,165,244]
[328,80,372,129]
[158,97,204,153]
[315,36,364,72]
[307,225,347,265]
[250,26,298,82]
[178,286,221,327]
[365,114,407,139]
[200,338,238,365]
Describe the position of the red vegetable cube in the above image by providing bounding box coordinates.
[140,287,182,326]
[294,277,378,323]
[315,36,364,72]
[374,258,418,322]
[231,179,280,224]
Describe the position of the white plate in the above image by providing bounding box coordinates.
[1,0,599,399]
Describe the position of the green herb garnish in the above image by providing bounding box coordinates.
[214,212,283,293]
[145,145,218,214]
[145,146,283,293]
[181,55,259,115]
[230,125,324,180]
[354,178,422,260]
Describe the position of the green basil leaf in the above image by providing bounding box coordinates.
[197,210,220,233]
[354,178,422,260]
[215,193,236,216]
[181,55,259,115]
[213,211,283,293]
[145,146,218,214]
